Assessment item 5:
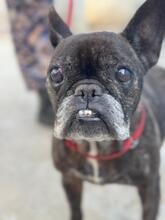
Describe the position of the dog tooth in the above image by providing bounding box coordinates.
[78,109,93,117]
[78,110,85,117]
[84,110,93,116]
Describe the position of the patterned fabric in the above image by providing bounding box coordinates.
[6,0,54,90]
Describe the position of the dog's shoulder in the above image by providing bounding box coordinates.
[143,65,165,140]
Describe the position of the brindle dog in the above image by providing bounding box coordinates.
[46,0,165,219]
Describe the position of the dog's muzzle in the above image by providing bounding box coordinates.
[54,80,130,141]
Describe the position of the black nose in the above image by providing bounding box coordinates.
[74,84,103,101]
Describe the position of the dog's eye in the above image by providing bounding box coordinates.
[116,68,132,83]
[50,67,63,84]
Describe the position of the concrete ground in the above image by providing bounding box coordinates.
[1,4,165,220]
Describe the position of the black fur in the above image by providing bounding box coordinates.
[47,1,165,219]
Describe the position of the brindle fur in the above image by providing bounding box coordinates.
[47,0,165,219]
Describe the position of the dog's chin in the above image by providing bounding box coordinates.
[65,118,112,141]
[54,115,130,142]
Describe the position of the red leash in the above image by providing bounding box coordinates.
[66,0,73,27]
[64,106,147,161]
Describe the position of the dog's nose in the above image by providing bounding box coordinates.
[74,84,103,101]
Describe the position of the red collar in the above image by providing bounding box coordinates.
[64,106,147,161]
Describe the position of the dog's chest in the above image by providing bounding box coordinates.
[85,142,103,184]
[69,142,104,184]
[67,141,150,185]
[68,141,132,185]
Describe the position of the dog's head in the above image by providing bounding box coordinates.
[47,0,165,141]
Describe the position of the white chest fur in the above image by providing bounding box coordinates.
[70,142,104,184]
[87,142,103,183]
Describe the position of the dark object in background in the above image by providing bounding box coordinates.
[6,0,54,125]
[47,0,165,220]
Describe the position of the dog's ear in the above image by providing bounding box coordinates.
[122,0,165,70]
[48,7,72,47]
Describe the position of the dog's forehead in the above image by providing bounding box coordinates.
[53,32,136,60]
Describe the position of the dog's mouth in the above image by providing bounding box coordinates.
[53,94,130,141]
[77,109,101,122]
[65,109,111,141]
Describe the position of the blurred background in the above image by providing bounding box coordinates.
[1,0,165,220]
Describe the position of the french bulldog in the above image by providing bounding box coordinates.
[46,0,165,219]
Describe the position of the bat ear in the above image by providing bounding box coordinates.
[48,7,72,48]
[122,0,165,71]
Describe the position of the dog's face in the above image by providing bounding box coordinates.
[47,1,164,141]
[47,33,143,141]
